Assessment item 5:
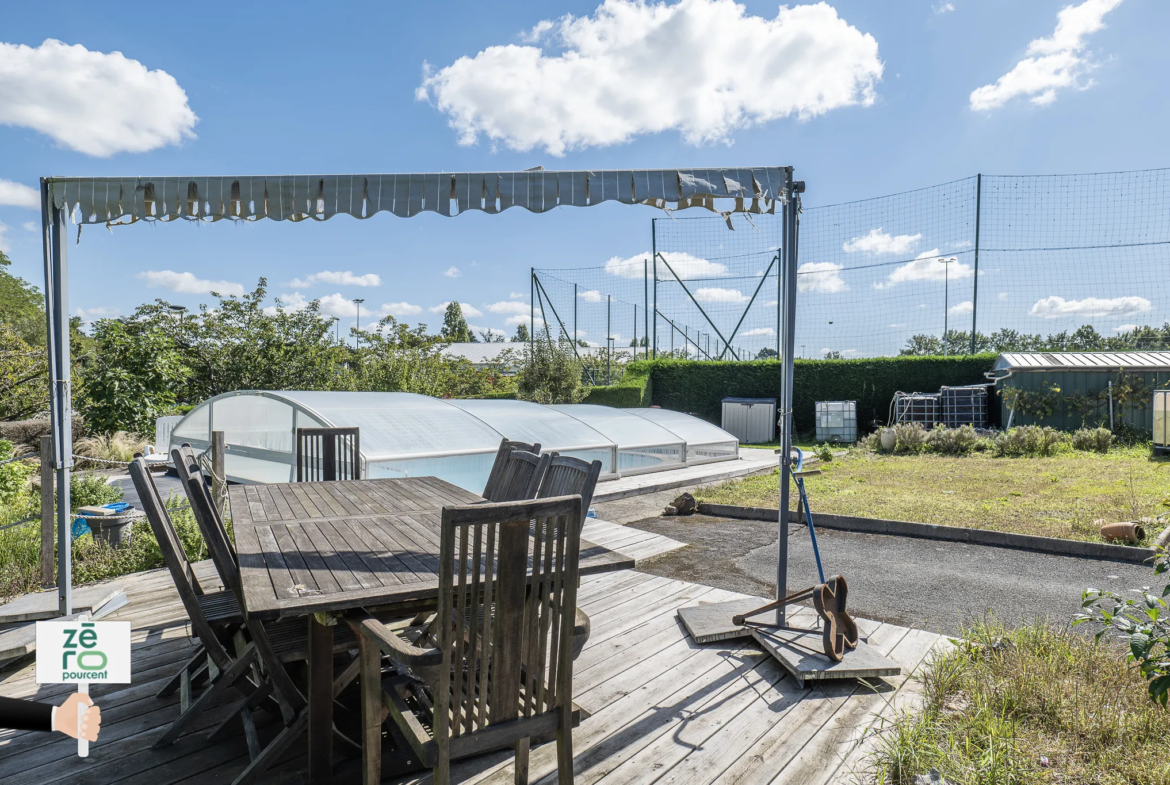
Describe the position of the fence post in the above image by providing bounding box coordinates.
[573,283,578,348]
[40,434,54,587]
[530,268,535,352]
[970,173,982,355]
[643,258,649,359]
[651,220,658,358]
[211,430,227,521]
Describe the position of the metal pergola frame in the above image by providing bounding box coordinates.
[38,167,802,630]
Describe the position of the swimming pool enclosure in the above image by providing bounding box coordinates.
[169,391,740,491]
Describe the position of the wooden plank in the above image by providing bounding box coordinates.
[248,524,295,604]
[0,584,125,624]
[751,627,901,684]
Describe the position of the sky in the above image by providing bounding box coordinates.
[0,0,1166,354]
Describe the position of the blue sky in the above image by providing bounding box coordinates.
[0,0,1166,354]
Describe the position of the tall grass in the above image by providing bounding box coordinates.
[867,620,1170,784]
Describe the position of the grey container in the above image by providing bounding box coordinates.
[721,397,776,444]
[84,510,140,548]
[816,400,857,444]
[1156,389,1169,455]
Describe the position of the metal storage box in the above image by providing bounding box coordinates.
[894,393,940,426]
[1156,389,1169,455]
[721,397,776,444]
[940,385,989,428]
[816,401,857,444]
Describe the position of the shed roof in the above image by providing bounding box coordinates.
[993,351,1170,372]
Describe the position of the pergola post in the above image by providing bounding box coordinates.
[41,181,73,616]
[776,168,800,628]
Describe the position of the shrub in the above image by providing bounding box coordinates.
[515,332,586,405]
[858,430,884,452]
[1113,421,1152,448]
[75,431,148,467]
[992,425,1066,457]
[893,423,929,454]
[926,424,982,455]
[69,472,124,510]
[1071,426,1112,453]
[812,443,834,463]
[0,439,35,507]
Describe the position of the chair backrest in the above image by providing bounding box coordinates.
[537,455,603,526]
[483,450,551,503]
[296,427,361,482]
[130,457,234,670]
[435,495,583,745]
[172,446,236,562]
[182,470,308,714]
[483,439,540,499]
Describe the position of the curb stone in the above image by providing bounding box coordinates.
[696,502,1156,565]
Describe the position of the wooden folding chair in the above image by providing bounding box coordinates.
[173,445,236,563]
[483,449,551,503]
[296,426,361,481]
[483,438,541,500]
[349,495,584,785]
[129,458,252,748]
[180,468,362,785]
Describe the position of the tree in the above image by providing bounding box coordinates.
[78,319,189,435]
[823,350,844,360]
[440,302,473,343]
[511,323,530,343]
[755,347,778,360]
[515,331,586,404]
[0,250,45,346]
[0,323,48,421]
[479,329,504,343]
[899,335,943,356]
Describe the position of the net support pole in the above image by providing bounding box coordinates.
[573,283,578,347]
[41,180,73,616]
[970,173,982,355]
[651,221,658,358]
[529,268,535,353]
[776,168,800,628]
[643,258,649,359]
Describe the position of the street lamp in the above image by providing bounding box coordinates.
[352,299,364,348]
[940,257,957,355]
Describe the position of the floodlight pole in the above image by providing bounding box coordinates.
[651,222,658,358]
[776,168,802,628]
[530,268,535,354]
[574,283,578,347]
[41,180,73,616]
[643,258,649,359]
[970,173,982,355]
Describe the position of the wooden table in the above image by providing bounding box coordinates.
[229,476,634,783]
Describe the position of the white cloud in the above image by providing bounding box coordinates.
[74,306,120,324]
[470,325,508,339]
[969,0,1123,111]
[444,266,462,278]
[509,291,525,299]
[997,291,1009,301]
[876,251,972,288]
[606,251,727,280]
[506,314,546,328]
[21,221,36,232]
[820,348,859,357]
[417,0,882,156]
[578,289,603,303]
[286,270,382,288]
[484,300,530,315]
[0,39,197,157]
[741,327,775,337]
[934,2,956,13]
[0,179,38,208]
[842,228,922,255]
[138,270,244,297]
[382,301,423,317]
[1113,323,1139,332]
[797,262,847,293]
[888,322,907,328]
[429,301,484,318]
[0,222,8,252]
[948,300,974,316]
[694,287,748,303]
[1029,295,1150,319]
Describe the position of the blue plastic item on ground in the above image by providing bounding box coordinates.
[586,508,597,518]
[71,518,90,539]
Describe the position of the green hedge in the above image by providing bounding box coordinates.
[582,362,653,407]
[647,355,997,434]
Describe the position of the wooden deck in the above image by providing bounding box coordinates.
[0,563,944,785]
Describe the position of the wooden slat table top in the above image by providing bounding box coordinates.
[229,477,634,620]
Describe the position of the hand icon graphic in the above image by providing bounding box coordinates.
[53,693,101,742]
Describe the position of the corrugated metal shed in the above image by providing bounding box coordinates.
[993,351,1170,372]
[992,352,1170,431]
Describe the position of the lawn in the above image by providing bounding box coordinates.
[697,446,1170,543]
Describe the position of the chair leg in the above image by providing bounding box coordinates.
[208,679,274,743]
[556,723,574,785]
[153,645,258,748]
[514,737,530,785]
[158,646,206,698]
[359,637,382,785]
[434,755,451,785]
[231,710,308,785]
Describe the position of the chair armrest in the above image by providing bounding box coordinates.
[346,613,443,670]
